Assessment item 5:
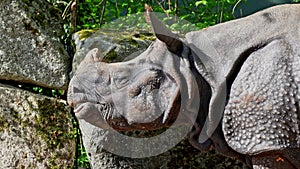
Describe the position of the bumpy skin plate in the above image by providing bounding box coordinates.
[223,38,300,154]
[187,3,300,159]
[223,19,300,169]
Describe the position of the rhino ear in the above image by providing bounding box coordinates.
[145,4,183,53]
[75,48,104,73]
[82,48,103,64]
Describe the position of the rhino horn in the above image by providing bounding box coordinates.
[145,4,183,54]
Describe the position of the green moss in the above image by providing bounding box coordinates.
[0,108,22,132]
[0,116,9,132]
[0,98,75,167]
[35,99,74,149]
[90,30,154,63]
[94,29,131,39]
[102,48,118,63]
[0,95,74,168]
[121,38,138,46]
[91,28,154,42]
[76,29,96,40]
[30,98,74,168]
[133,32,156,41]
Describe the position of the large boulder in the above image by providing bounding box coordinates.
[0,0,69,89]
[0,1,75,168]
[0,84,75,169]
[71,29,153,74]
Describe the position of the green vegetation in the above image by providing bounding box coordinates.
[49,0,239,32]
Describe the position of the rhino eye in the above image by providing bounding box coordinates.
[147,77,161,91]
[128,86,141,97]
[148,69,163,89]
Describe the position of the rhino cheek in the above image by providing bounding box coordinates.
[126,91,162,124]
[124,79,179,125]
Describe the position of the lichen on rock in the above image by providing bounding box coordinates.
[71,29,154,76]
[0,0,69,89]
[0,84,75,169]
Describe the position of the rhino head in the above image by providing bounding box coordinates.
[67,10,202,131]
[67,41,199,131]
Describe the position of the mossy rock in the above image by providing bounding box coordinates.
[71,29,154,76]
[0,84,75,169]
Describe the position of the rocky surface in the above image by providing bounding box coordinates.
[79,120,247,169]
[0,0,69,89]
[0,84,75,169]
[0,0,75,168]
[71,29,153,74]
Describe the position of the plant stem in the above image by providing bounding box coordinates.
[100,0,107,27]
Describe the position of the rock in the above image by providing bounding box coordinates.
[0,84,75,169]
[79,120,247,169]
[71,29,153,75]
[73,29,248,169]
[0,0,69,89]
[79,120,172,169]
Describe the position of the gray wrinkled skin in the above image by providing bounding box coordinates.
[68,41,197,131]
[68,4,300,169]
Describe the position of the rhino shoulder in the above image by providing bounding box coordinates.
[223,38,300,157]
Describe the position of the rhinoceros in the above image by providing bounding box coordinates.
[68,4,300,169]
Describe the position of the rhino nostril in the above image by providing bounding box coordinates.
[67,100,75,107]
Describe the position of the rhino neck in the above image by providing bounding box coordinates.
[186,45,249,163]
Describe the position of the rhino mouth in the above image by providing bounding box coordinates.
[70,100,111,128]
[72,92,180,131]
[106,93,181,131]
[73,102,110,119]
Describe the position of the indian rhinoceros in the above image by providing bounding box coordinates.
[68,4,300,169]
